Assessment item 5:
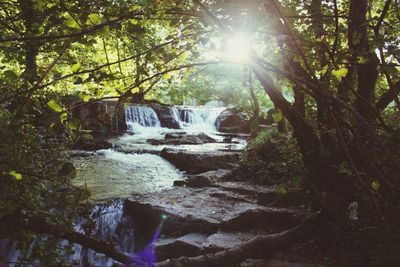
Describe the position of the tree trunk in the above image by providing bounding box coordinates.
[19,0,39,84]
[348,0,379,120]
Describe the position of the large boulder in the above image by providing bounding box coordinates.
[148,102,180,129]
[71,100,126,137]
[148,133,217,146]
[160,148,240,174]
[215,108,250,133]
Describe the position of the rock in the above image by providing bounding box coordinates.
[215,108,250,133]
[124,187,307,239]
[165,132,187,139]
[185,170,231,188]
[202,232,256,251]
[239,259,323,267]
[148,133,217,146]
[173,180,188,187]
[148,102,180,129]
[69,150,97,157]
[160,148,240,174]
[156,233,208,261]
[71,100,126,137]
[156,232,257,261]
[186,175,212,187]
[216,181,305,206]
[71,138,113,151]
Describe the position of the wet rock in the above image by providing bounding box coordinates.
[164,132,187,139]
[216,181,304,206]
[202,232,256,251]
[156,233,207,261]
[156,231,257,261]
[149,103,180,129]
[71,138,113,151]
[71,100,126,137]
[160,148,240,174]
[239,259,324,267]
[69,150,97,157]
[186,175,212,187]
[215,108,250,133]
[185,169,231,188]
[148,133,217,146]
[173,180,188,187]
[124,187,307,239]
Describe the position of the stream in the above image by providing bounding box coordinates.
[0,105,247,266]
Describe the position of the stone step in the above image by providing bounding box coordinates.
[215,181,305,206]
[156,231,258,261]
[124,187,309,248]
[160,148,240,174]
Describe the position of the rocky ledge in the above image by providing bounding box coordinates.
[160,148,241,174]
[122,171,311,265]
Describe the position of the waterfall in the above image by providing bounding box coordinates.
[70,200,134,266]
[123,104,225,133]
[178,107,225,132]
[170,107,182,128]
[125,105,161,130]
[0,200,134,267]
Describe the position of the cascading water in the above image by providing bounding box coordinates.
[70,200,134,266]
[0,200,134,267]
[125,105,161,131]
[177,106,225,132]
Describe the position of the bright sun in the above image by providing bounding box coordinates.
[224,32,253,63]
[204,32,253,64]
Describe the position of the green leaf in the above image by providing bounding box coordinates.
[71,63,81,73]
[2,70,18,80]
[47,100,63,113]
[371,180,380,191]
[332,68,348,81]
[320,65,328,76]
[80,94,91,102]
[9,170,22,180]
[59,112,68,123]
[88,13,101,25]
[162,72,172,80]
[272,110,283,123]
[65,13,80,29]
[67,118,80,130]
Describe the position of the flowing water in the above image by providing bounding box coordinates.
[0,104,247,266]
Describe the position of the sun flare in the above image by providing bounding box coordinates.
[224,32,253,63]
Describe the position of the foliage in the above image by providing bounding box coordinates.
[240,128,304,187]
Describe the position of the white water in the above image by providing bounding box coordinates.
[73,149,183,201]
[123,105,225,141]
[125,105,161,130]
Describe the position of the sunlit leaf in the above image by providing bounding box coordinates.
[67,118,80,130]
[59,112,68,123]
[9,170,22,180]
[332,68,348,81]
[88,13,101,25]
[47,100,63,113]
[71,63,81,73]
[64,13,80,29]
[272,110,283,123]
